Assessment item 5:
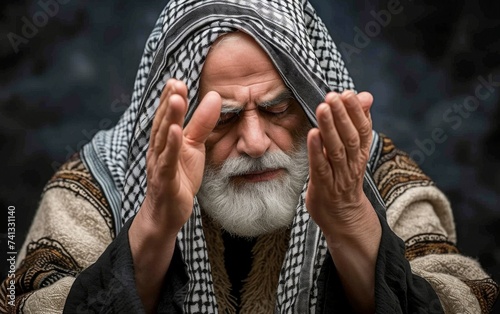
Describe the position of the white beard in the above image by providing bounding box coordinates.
[197,139,309,237]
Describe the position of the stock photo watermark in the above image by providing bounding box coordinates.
[7,0,71,53]
[339,0,414,63]
[50,93,130,172]
[6,206,16,308]
[409,74,500,165]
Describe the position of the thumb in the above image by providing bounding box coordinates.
[357,92,374,117]
[183,91,221,144]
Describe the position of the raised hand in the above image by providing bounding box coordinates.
[305,90,381,313]
[129,79,221,313]
[140,79,221,235]
[306,90,374,233]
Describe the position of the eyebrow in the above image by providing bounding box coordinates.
[259,89,294,108]
[220,89,295,113]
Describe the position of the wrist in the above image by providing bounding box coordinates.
[129,211,177,314]
[322,197,381,313]
[137,199,185,238]
[320,194,378,237]
[132,206,180,247]
[319,195,381,257]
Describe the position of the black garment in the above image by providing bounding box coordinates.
[222,232,257,308]
[64,214,444,313]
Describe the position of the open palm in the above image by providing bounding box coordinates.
[142,79,221,234]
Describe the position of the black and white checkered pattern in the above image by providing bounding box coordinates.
[83,0,364,312]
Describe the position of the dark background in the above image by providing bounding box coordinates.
[1,0,499,311]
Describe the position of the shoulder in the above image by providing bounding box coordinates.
[45,153,116,239]
[370,133,434,209]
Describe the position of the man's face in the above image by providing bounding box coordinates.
[200,33,309,177]
[197,32,310,237]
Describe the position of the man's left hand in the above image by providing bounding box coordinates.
[306,90,381,313]
[306,90,374,236]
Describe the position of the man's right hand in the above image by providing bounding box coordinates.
[139,79,221,236]
[128,79,221,313]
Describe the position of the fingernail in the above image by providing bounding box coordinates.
[342,91,356,102]
[319,103,330,119]
[325,92,338,102]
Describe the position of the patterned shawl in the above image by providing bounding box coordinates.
[81,0,384,312]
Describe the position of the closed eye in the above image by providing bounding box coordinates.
[216,111,239,126]
[261,102,290,116]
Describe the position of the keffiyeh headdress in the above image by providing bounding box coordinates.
[81,0,383,312]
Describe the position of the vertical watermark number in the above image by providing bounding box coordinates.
[6,206,16,307]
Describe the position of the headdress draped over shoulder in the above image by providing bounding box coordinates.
[81,0,385,312]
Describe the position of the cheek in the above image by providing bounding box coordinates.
[268,125,296,152]
[205,131,236,166]
[271,114,309,151]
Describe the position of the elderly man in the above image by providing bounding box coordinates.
[129,31,381,313]
[1,0,497,313]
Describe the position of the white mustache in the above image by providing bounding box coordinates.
[216,151,293,178]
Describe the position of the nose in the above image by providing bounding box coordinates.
[236,111,272,158]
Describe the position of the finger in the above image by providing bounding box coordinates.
[157,124,183,181]
[150,79,176,158]
[154,94,188,158]
[341,91,369,128]
[316,102,347,169]
[158,79,175,110]
[307,128,332,187]
[341,91,373,151]
[184,91,221,144]
[151,80,189,155]
[356,91,373,117]
[326,92,360,164]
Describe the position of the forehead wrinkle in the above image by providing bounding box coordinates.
[219,87,293,112]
